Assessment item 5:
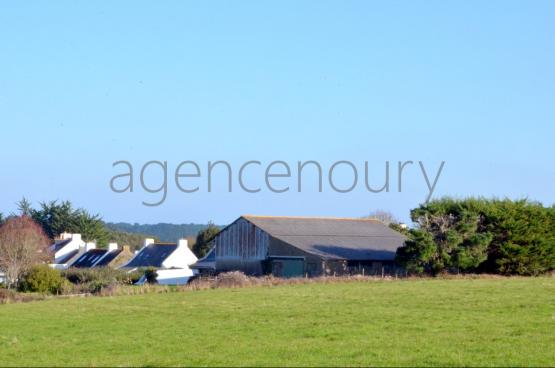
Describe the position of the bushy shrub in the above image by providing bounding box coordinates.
[128,269,144,284]
[144,267,158,284]
[213,271,251,288]
[0,288,15,303]
[62,267,139,294]
[19,265,64,294]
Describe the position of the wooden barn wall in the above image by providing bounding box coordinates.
[215,218,269,275]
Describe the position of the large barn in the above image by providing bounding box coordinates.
[194,215,406,277]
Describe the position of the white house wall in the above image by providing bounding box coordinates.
[162,242,198,269]
[53,236,85,264]
[155,268,196,285]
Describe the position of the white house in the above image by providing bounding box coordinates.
[122,238,198,285]
[49,233,98,270]
[50,233,86,264]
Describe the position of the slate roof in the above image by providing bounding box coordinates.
[72,249,108,268]
[52,238,72,253]
[243,216,406,261]
[57,249,80,264]
[94,249,122,267]
[125,243,178,268]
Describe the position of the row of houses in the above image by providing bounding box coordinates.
[50,233,198,285]
[42,215,406,284]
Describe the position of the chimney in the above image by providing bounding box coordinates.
[60,232,72,240]
[177,238,188,249]
[108,243,118,252]
[122,245,131,253]
[72,234,82,242]
[85,242,96,251]
[143,238,155,248]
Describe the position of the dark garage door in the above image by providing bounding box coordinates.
[270,257,304,278]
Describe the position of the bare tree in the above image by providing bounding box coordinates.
[0,216,50,288]
[365,210,399,225]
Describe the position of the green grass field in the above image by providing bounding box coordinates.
[0,277,553,367]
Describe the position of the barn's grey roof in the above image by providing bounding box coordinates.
[125,243,178,268]
[72,249,108,268]
[243,216,406,261]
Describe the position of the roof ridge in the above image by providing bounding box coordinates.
[273,234,402,238]
[243,215,382,223]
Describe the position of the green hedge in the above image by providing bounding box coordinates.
[396,198,555,275]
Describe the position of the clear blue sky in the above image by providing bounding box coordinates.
[1,1,554,225]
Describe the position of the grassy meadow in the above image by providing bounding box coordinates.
[0,277,553,367]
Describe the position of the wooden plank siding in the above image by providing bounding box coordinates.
[211,216,405,277]
[215,218,269,275]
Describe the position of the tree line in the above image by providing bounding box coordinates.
[395,198,555,276]
[0,198,159,250]
[105,222,217,243]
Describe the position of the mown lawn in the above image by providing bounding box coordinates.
[0,277,553,367]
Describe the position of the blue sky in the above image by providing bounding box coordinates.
[1,1,554,225]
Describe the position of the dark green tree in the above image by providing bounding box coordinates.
[16,197,33,217]
[397,198,492,274]
[481,199,555,275]
[395,229,437,274]
[25,200,108,245]
[29,200,78,239]
[75,210,108,246]
[396,197,555,276]
[193,222,220,258]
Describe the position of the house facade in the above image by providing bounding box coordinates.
[50,233,86,264]
[205,215,406,277]
[122,238,198,285]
